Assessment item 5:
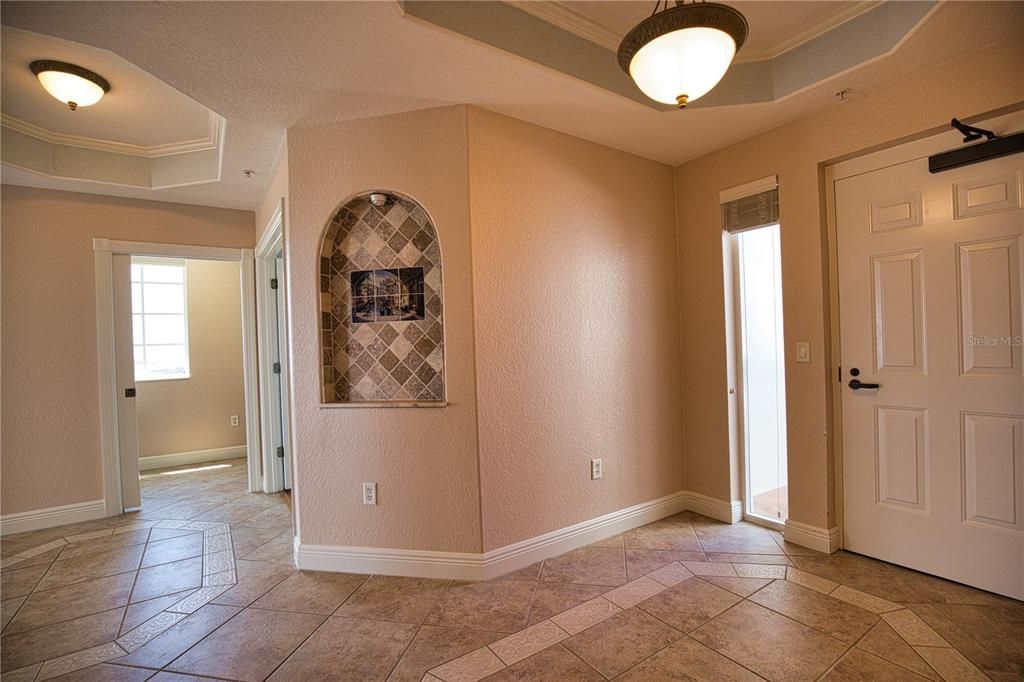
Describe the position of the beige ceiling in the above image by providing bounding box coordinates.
[516,1,879,62]
[1,1,1021,211]
[1,27,213,149]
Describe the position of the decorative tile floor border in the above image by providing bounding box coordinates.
[421,561,988,682]
[4,515,1000,682]
[0,520,161,569]
[4,518,237,681]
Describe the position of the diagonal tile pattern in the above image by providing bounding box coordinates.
[319,194,445,403]
[3,458,1022,681]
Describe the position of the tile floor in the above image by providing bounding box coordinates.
[3,460,1022,681]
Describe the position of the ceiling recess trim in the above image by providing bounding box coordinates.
[505,0,883,63]
[506,1,620,52]
[767,1,882,62]
[0,110,224,158]
[405,1,938,109]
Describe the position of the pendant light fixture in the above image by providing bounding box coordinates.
[30,60,110,111]
[618,1,747,109]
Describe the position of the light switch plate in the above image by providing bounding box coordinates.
[796,341,810,363]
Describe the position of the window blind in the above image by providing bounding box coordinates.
[720,176,779,233]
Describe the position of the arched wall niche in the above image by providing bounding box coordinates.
[318,191,445,403]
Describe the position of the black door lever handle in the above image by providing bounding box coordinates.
[848,379,880,390]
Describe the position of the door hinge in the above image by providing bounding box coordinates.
[124,387,136,398]
[276,446,285,458]
[270,278,278,290]
[273,362,281,374]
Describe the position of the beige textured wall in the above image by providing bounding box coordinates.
[0,186,254,515]
[287,106,482,552]
[467,109,684,551]
[674,32,1024,530]
[136,259,246,457]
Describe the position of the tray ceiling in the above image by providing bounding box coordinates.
[1,1,1020,211]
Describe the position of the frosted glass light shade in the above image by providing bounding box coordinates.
[37,71,105,108]
[628,27,736,106]
[30,61,110,110]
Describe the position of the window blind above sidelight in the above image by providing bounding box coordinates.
[720,175,779,233]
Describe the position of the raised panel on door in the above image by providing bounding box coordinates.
[958,237,1022,376]
[962,412,1024,533]
[954,170,1022,220]
[870,191,923,233]
[874,405,927,512]
[872,250,925,374]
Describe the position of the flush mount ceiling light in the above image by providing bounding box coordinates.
[30,60,110,111]
[618,1,747,109]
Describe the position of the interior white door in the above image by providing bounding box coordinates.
[274,255,292,491]
[113,254,142,510]
[837,146,1023,599]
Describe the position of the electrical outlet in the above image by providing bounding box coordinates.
[230,415,239,427]
[362,482,378,505]
[591,458,603,480]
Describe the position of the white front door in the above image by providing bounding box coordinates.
[836,133,1023,599]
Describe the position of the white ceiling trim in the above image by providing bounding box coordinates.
[508,0,884,64]
[0,110,224,158]
[506,1,620,52]
[768,1,882,61]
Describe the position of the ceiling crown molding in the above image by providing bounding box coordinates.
[766,1,882,61]
[506,0,884,64]
[506,1,620,51]
[410,1,938,110]
[0,110,224,158]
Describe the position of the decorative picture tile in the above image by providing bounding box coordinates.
[319,193,444,402]
[351,270,375,297]
[349,268,425,324]
[401,294,424,320]
[352,298,375,324]
[375,294,402,322]
[400,268,424,295]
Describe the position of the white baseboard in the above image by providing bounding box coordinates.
[784,519,841,554]
[139,445,247,472]
[296,489,738,580]
[683,491,742,524]
[296,540,484,581]
[480,490,691,580]
[1,499,107,536]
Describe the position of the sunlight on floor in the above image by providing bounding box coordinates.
[140,463,233,479]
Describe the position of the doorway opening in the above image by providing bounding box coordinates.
[129,255,250,513]
[731,223,789,524]
[93,238,262,518]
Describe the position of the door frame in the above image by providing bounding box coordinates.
[255,200,294,493]
[823,108,1024,549]
[93,238,261,515]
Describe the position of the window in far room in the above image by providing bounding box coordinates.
[131,257,190,381]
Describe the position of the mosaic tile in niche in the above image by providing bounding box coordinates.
[319,192,445,402]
